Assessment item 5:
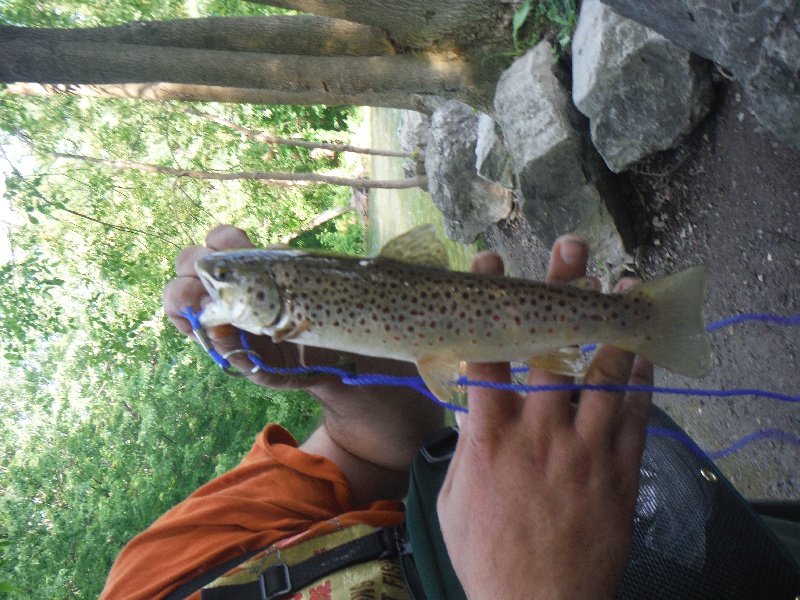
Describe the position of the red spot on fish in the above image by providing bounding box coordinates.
[573,324,580,332]
[547,327,553,334]
[492,314,501,321]
[514,316,521,326]
[529,327,537,334]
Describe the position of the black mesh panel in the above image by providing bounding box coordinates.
[616,408,800,599]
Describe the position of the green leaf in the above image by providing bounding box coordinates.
[512,0,532,48]
[0,581,16,592]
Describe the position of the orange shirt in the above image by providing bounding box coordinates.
[101,424,405,599]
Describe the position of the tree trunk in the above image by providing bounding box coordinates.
[0,16,395,57]
[245,0,517,50]
[0,12,502,111]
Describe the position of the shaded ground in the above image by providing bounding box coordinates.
[485,79,799,500]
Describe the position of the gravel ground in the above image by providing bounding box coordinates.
[485,79,799,500]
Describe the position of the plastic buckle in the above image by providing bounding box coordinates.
[259,563,291,600]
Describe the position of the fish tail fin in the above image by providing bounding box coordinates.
[617,266,713,377]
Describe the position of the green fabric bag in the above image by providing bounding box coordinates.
[404,427,465,600]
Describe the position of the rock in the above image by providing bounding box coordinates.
[399,110,430,182]
[600,0,800,147]
[572,0,713,172]
[424,100,513,244]
[474,113,514,189]
[494,42,632,268]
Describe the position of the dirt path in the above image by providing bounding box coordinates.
[487,79,799,500]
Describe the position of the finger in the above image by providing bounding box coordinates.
[615,356,653,465]
[573,278,643,447]
[163,277,208,334]
[175,245,213,278]
[463,251,523,425]
[574,344,636,449]
[206,225,255,251]
[546,234,589,284]
[523,235,591,429]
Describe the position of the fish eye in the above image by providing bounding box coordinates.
[212,265,230,282]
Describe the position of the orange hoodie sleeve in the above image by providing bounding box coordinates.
[101,424,405,599]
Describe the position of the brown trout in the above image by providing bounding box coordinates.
[196,226,712,402]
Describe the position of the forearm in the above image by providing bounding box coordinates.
[300,354,444,504]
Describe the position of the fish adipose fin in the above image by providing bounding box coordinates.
[416,354,466,406]
[617,266,713,378]
[377,225,450,269]
[527,346,587,376]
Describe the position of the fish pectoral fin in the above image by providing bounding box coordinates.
[271,319,311,344]
[527,346,588,377]
[416,354,466,407]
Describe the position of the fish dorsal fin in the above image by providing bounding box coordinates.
[377,225,450,269]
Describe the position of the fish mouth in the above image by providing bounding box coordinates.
[195,260,236,328]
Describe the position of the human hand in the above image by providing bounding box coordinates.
[437,236,653,600]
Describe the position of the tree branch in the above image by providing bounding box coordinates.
[6,82,435,112]
[164,102,418,159]
[52,152,427,189]
[280,204,354,244]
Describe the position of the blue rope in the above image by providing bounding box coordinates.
[645,426,800,461]
[183,306,800,456]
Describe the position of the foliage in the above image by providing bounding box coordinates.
[0,1,368,597]
[512,0,578,58]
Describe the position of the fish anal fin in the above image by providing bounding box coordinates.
[527,346,588,377]
[416,354,466,407]
[377,225,450,269]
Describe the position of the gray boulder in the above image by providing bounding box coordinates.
[399,110,430,182]
[424,100,513,244]
[572,0,713,172]
[475,113,515,189]
[600,0,800,147]
[494,42,632,268]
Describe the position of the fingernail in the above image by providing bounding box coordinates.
[558,236,587,266]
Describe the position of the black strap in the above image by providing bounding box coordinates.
[164,546,270,600]
[200,526,400,600]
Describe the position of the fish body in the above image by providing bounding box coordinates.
[197,226,712,402]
